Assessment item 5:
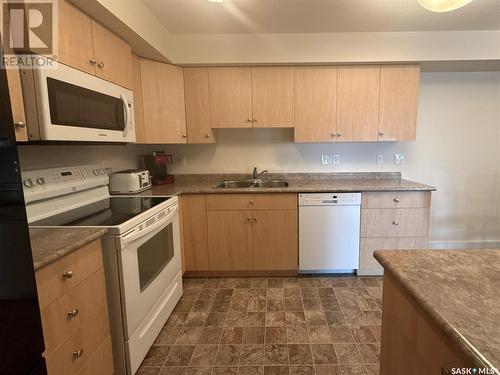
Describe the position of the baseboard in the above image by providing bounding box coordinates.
[183,270,298,278]
[357,269,383,277]
[428,240,500,249]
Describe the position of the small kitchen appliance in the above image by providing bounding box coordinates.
[141,151,174,185]
[110,169,152,194]
[23,165,182,375]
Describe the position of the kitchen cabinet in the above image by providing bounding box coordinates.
[184,68,215,143]
[181,195,209,271]
[5,67,28,142]
[209,67,253,128]
[131,54,145,143]
[337,65,381,142]
[207,210,254,271]
[182,194,298,273]
[294,67,338,142]
[378,65,420,141]
[58,0,132,89]
[251,67,295,127]
[139,58,187,144]
[380,273,473,374]
[358,191,431,275]
[35,239,113,374]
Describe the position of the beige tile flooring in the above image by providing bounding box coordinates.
[138,276,383,375]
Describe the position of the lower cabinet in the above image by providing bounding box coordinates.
[35,239,113,374]
[181,193,298,274]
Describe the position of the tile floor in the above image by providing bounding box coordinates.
[138,276,383,375]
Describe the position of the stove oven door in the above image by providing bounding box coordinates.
[118,203,182,373]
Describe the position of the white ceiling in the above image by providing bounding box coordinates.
[141,0,500,34]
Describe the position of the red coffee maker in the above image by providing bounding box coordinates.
[141,151,175,185]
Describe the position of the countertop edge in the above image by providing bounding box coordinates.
[31,228,107,271]
[374,250,495,372]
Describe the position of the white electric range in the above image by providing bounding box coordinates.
[23,165,183,375]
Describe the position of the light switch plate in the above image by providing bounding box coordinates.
[321,154,332,165]
[394,153,405,164]
[376,154,384,164]
[332,155,340,164]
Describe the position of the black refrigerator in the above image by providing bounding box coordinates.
[0,48,47,373]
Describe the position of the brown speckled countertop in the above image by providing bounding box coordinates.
[374,249,500,373]
[30,228,106,271]
[132,172,435,196]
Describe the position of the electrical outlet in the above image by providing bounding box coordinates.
[394,153,405,164]
[321,154,332,165]
[376,154,384,164]
[332,155,340,164]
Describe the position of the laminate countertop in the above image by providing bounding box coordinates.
[374,249,500,374]
[132,172,435,196]
[30,227,106,271]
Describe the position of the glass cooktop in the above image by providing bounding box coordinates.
[31,196,172,227]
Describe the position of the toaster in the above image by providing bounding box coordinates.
[109,169,152,194]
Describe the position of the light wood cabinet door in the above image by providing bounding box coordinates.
[209,67,253,128]
[361,208,430,238]
[91,20,133,89]
[131,53,146,143]
[141,59,187,143]
[252,210,298,271]
[251,67,294,128]
[58,0,95,75]
[294,67,338,142]
[207,211,253,271]
[184,68,215,143]
[6,68,28,141]
[181,195,209,271]
[378,65,420,141]
[337,66,380,141]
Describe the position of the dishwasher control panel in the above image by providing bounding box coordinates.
[298,193,361,206]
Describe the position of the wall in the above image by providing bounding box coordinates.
[17,71,500,247]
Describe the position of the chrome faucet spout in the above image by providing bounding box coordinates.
[252,167,268,179]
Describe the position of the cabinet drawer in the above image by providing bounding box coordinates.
[362,191,431,209]
[78,335,113,375]
[36,240,103,309]
[359,238,428,272]
[361,208,430,238]
[41,288,81,353]
[206,194,297,211]
[45,328,87,374]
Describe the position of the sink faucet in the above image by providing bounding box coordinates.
[252,167,268,179]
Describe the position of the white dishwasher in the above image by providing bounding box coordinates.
[299,193,361,273]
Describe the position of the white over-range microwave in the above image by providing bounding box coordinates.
[21,61,135,142]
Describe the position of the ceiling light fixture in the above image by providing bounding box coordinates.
[417,0,473,12]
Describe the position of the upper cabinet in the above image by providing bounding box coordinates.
[6,68,28,142]
[57,0,132,89]
[294,67,338,142]
[337,66,381,142]
[378,65,420,141]
[184,68,215,143]
[139,58,187,144]
[251,67,295,128]
[209,67,253,128]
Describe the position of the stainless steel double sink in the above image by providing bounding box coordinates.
[216,179,289,189]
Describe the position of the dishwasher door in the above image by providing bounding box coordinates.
[299,193,361,273]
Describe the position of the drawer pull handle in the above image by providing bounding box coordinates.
[72,349,84,358]
[62,271,73,279]
[67,309,79,319]
[393,198,400,203]
[249,200,254,204]
[392,221,399,226]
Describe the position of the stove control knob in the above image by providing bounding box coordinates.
[93,169,99,176]
[36,177,46,185]
[23,178,34,188]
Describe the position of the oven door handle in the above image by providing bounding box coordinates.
[121,205,178,246]
[120,93,131,138]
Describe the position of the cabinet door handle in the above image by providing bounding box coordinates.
[67,309,79,319]
[247,217,252,221]
[14,121,26,128]
[97,62,104,69]
[205,134,210,138]
[247,118,252,122]
[393,198,400,203]
[378,131,385,137]
[336,132,342,137]
[249,200,254,204]
[253,217,257,221]
[89,59,97,65]
[331,132,336,137]
[392,221,399,226]
[182,134,187,138]
[62,270,73,279]
[72,349,84,358]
